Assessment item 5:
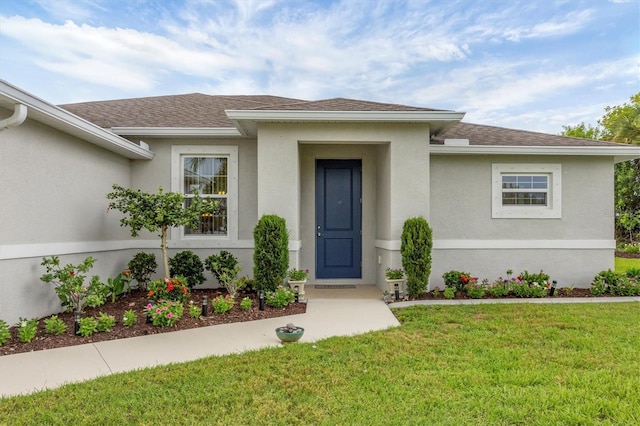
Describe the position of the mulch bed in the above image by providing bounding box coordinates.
[615,251,640,259]
[1,289,306,357]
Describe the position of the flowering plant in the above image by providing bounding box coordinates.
[465,277,486,299]
[266,285,295,307]
[144,300,184,327]
[211,294,235,314]
[147,277,189,302]
[287,268,309,281]
[40,256,105,312]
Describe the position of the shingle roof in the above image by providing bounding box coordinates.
[432,122,623,147]
[247,97,444,112]
[59,94,305,128]
[60,93,624,148]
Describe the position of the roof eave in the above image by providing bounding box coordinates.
[225,109,466,137]
[111,127,243,138]
[0,80,155,160]
[430,144,640,163]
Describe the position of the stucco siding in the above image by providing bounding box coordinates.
[429,154,615,287]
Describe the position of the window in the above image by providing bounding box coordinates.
[492,164,561,218]
[172,146,238,239]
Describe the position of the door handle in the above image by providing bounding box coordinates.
[317,232,322,237]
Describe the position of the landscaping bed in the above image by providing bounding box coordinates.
[0,289,306,357]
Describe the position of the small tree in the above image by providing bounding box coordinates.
[253,215,289,292]
[107,184,217,278]
[401,217,433,298]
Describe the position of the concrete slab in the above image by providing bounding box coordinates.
[0,343,111,396]
[0,297,399,398]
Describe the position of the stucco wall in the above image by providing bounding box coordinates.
[0,116,133,323]
[128,137,259,243]
[429,154,615,287]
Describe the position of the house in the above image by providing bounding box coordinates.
[1,79,638,324]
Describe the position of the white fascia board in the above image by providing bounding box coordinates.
[430,144,640,162]
[111,127,243,137]
[0,80,155,160]
[225,109,465,122]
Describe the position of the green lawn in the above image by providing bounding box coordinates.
[615,256,640,273]
[1,303,639,425]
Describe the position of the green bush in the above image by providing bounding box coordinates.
[253,215,289,292]
[44,315,67,335]
[18,318,38,343]
[204,250,239,282]
[96,312,116,332]
[401,217,432,298]
[442,270,473,292]
[169,250,205,289]
[0,320,12,346]
[128,252,158,290]
[77,317,97,337]
[212,295,235,314]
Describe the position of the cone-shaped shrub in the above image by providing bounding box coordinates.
[253,215,289,292]
[401,216,433,298]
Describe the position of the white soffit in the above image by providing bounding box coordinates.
[111,127,243,138]
[430,144,640,162]
[225,109,466,136]
[0,80,155,160]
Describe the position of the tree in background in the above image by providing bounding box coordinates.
[561,93,640,242]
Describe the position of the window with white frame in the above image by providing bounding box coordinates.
[492,164,561,218]
[171,146,238,239]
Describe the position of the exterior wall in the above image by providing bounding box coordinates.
[429,154,615,287]
[257,122,430,287]
[0,116,133,324]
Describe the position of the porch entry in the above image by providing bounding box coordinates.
[315,160,362,278]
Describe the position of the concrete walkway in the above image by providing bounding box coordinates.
[1,287,638,398]
[0,286,397,398]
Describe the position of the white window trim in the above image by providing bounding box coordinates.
[492,163,562,219]
[171,145,239,242]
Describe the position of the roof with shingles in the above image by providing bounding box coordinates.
[59,93,305,128]
[432,122,623,147]
[60,93,623,147]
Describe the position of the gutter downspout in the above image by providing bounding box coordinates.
[0,103,27,131]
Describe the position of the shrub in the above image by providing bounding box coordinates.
[212,295,235,314]
[204,250,239,282]
[77,317,98,337]
[84,275,109,308]
[128,252,158,290]
[40,256,104,312]
[0,320,10,346]
[625,267,640,278]
[465,278,486,299]
[253,215,289,292]
[96,312,116,332]
[401,217,433,298]
[17,318,38,343]
[240,296,252,311]
[385,268,404,280]
[443,287,456,299]
[590,277,608,296]
[512,280,547,298]
[188,301,202,318]
[611,277,640,296]
[518,270,551,286]
[592,269,623,294]
[122,309,137,327]
[442,270,473,292]
[266,286,295,307]
[486,279,512,297]
[44,315,68,335]
[106,273,127,303]
[144,300,184,327]
[148,277,190,302]
[169,250,205,289]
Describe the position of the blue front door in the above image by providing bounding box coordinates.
[315,160,362,279]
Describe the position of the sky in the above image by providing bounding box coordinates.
[0,0,638,134]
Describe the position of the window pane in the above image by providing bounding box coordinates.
[532,176,548,189]
[184,157,227,195]
[184,198,227,236]
[503,192,547,206]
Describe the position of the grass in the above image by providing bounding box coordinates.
[615,256,640,273]
[1,303,639,425]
